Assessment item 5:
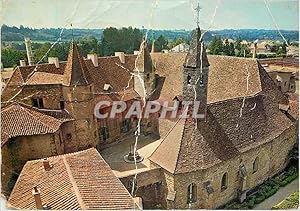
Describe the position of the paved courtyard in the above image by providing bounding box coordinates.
[101,118,179,178]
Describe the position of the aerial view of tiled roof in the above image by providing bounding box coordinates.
[151,53,263,103]
[8,148,136,210]
[1,103,73,146]
[149,57,296,174]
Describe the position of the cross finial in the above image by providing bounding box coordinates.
[70,23,74,40]
[195,3,202,27]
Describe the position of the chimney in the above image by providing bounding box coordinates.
[48,57,59,68]
[43,158,51,171]
[20,60,26,67]
[134,51,140,55]
[115,52,125,63]
[25,38,34,66]
[32,186,43,209]
[253,42,257,58]
[87,54,98,67]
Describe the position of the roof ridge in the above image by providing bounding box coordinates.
[62,156,87,209]
[173,118,188,174]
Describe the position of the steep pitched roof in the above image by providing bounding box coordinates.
[151,53,263,104]
[135,39,155,73]
[1,103,73,146]
[8,148,136,210]
[63,41,93,86]
[183,27,209,68]
[150,65,294,174]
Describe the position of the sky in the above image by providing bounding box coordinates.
[1,0,299,30]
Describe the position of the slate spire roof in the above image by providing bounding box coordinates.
[135,38,155,73]
[63,41,93,86]
[183,26,209,68]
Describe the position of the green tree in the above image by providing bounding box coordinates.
[155,35,169,52]
[33,42,68,63]
[78,35,101,56]
[101,27,142,56]
[208,36,223,55]
[1,47,26,68]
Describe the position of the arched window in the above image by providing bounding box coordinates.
[187,74,192,85]
[187,183,197,203]
[253,157,259,173]
[221,173,228,192]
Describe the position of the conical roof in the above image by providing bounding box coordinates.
[63,41,93,86]
[135,39,155,73]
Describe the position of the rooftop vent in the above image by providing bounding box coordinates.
[48,57,59,68]
[103,83,112,91]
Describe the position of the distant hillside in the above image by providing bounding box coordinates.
[1,25,298,43]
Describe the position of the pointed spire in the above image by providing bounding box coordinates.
[136,38,155,73]
[183,27,209,68]
[151,39,155,53]
[63,41,92,86]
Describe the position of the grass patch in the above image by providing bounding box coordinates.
[272,192,299,209]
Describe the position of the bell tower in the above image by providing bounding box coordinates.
[183,5,209,121]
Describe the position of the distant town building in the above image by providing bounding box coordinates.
[170,43,190,53]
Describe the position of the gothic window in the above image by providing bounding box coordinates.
[187,183,197,203]
[253,157,259,173]
[221,172,228,191]
[32,98,44,108]
[187,74,192,85]
[100,127,109,141]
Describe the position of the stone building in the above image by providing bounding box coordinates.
[1,103,73,196]
[8,148,138,210]
[148,27,298,209]
[1,26,298,209]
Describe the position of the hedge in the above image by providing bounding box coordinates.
[225,166,298,209]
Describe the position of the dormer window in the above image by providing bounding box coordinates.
[187,74,192,85]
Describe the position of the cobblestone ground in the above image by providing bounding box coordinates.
[254,177,299,210]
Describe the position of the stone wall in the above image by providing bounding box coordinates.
[160,124,296,209]
[1,132,63,197]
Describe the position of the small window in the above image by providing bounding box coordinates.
[187,183,197,203]
[253,157,259,173]
[221,173,228,191]
[187,74,192,85]
[32,98,44,108]
[146,73,150,80]
[100,127,109,141]
[60,100,65,110]
[284,82,287,86]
